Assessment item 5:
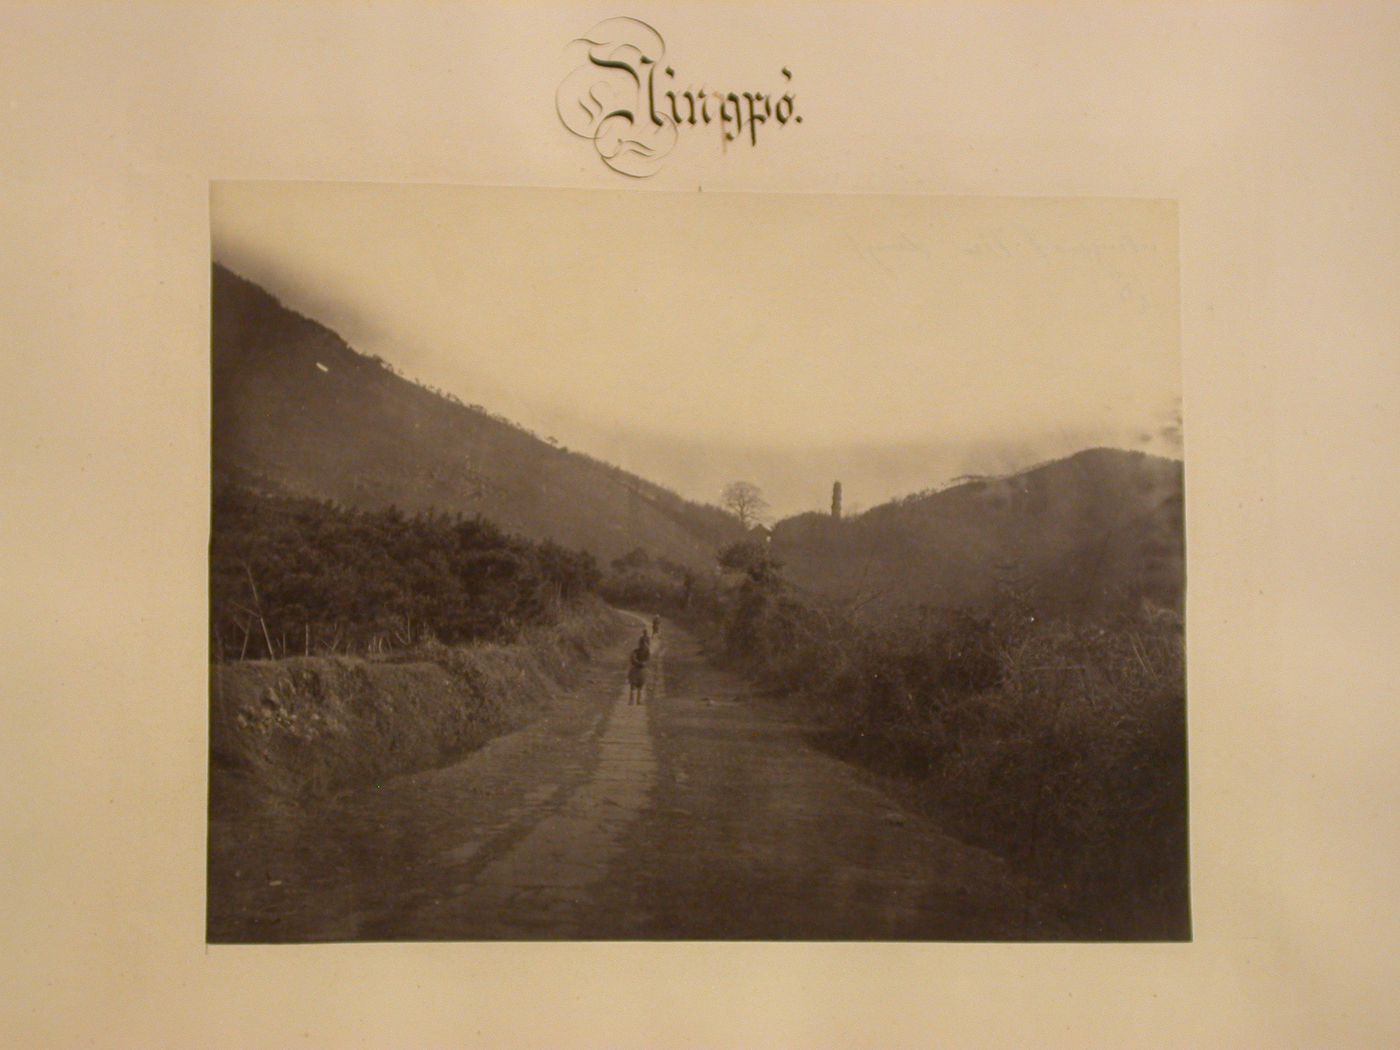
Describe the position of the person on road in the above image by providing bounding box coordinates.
[652,614,661,637]
[638,629,651,657]
[627,640,649,705]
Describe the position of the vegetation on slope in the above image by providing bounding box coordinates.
[210,481,601,661]
[643,538,1188,940]
[212,262,742,568]
[772,448,1183,620]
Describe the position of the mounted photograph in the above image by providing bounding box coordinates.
[207,182,1186,941]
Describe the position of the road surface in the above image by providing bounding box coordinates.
[208,614,1025,940]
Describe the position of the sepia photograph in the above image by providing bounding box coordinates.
[207,182,1186,942]
[8,1,1400,1043]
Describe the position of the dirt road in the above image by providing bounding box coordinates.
[208,615,1025,941]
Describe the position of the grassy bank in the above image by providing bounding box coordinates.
[209,598,624,816]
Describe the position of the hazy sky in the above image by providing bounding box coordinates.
[212,183,1180,517]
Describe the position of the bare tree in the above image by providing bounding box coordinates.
[721,481,769,529]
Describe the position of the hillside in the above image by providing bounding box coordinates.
[212,264,741,567]
[772,448,1184,618]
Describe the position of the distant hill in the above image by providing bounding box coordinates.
[212,264,742,567]
[772,448,1183,619]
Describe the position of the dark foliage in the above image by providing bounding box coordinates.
[598,546,704,612]
[716,539,783,582]
[704,551,1188,939]
[210,482,600,660]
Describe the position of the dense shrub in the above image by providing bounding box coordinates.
[596,546,713,616]
[708,565,1188,938]
[210,482,600,660]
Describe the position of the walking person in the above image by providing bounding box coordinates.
[652,613,661,637]
[627,639,649,705]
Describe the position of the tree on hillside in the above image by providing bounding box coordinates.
[721,481,770,530]
[831,480,843,520]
